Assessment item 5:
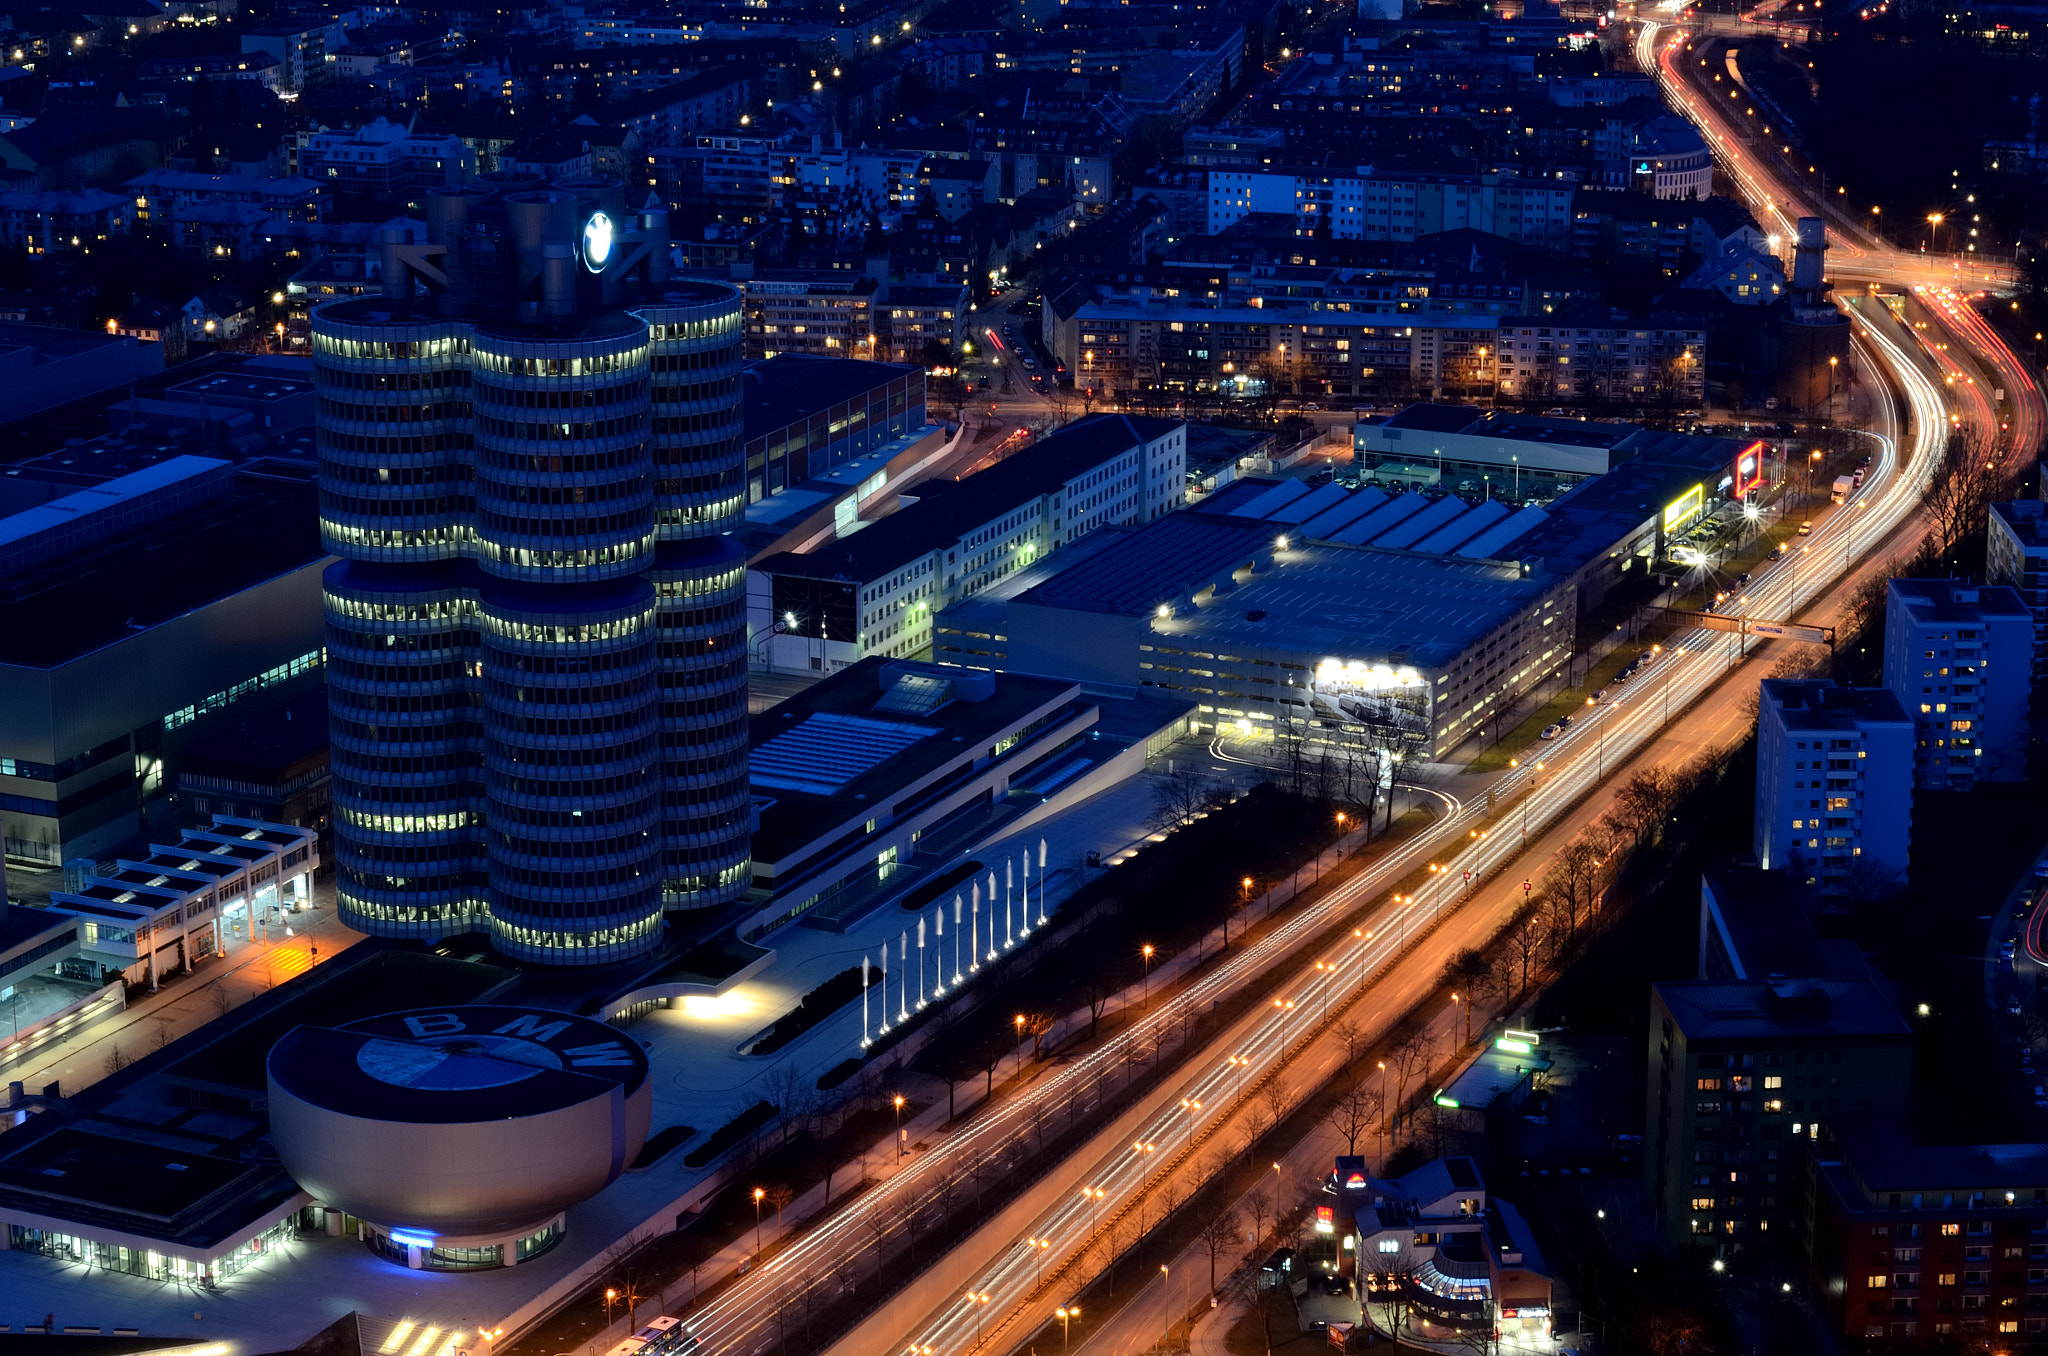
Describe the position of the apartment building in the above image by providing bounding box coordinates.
[1494,307,1707,407]
[1880,578,2031,787]
[1986,499,2048,691]
[1647,978,1913,1256]
[1206,165,1574,253]
[1754,679,1914,892]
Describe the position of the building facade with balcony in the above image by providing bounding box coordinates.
[1753,678,1913,892]
[1880,578,2031,789]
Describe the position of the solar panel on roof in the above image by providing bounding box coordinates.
[751,712,941,796]
[1367,495,1467,551]
[1227,479,1310,518]
[1296,487,1386,540]
[1457,505,1550,559]
[1413,499,1508,555]
[1328,492,1424,544]
[875,673,955,715]
[1263,481,1351,525]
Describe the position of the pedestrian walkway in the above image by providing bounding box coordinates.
[3,874,361,1097]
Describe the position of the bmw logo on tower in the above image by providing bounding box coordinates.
[581,210,613,272]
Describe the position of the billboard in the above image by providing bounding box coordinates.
[1662,483,1704,534]
[1311,658,1430,736]
[1733,439,1769,497]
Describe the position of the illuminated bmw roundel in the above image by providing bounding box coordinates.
[581,211,614,272]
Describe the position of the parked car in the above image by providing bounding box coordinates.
[1768,545,1786,561]
[1734,571,1751,586]
[1541,723,1561,740]
[1797,520,1814,536]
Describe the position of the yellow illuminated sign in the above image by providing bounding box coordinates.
[1663,483,1704,534]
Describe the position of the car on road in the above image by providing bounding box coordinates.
[1022,357,1037,369]
[1541,723,1561,740]
[1797,520,1814,536]
[1323,1276,1348,1296]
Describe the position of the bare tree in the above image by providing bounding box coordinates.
[1324,1084,1382,1155]
[1149,764,1226,834]
[766,1062,813,1149]
[1332,1017,1370,1068]
[1923,429,2001,567]
[103,1045,131,1076]
[1610,768,1677,852]
[765,1183,795,1227]
[1505,909,1548,1001]
[1243,1185,1273,1249]
[1081,968,1113,1039]
[1544,840,1607,941]
[1386,1031,1433,1133]
[1198,1208,1243,1296]
[1018,1010,1055,1062]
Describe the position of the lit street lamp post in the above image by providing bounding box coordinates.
[1056,1306,1080,1350]
[1141,943,1154,1008]
[893,1093,906,1157]
[752,1187,765,1255]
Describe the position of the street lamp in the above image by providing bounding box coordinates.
[1141,943,1155,1006]
[1081,1185,1106,1232]
[894,1093,906,1157]
[966,1289,992,1345]
[1227,1053,1250,1101]
[1353,926,1373,989]
[752,1187,765,1254]
[1026,1236,1051,1290]
[1056,1306,1080,1350]
[1314,959,1336,1022]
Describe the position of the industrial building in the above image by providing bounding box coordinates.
[734,354,952,563]
[0,453,327,868]
[1880,578,2032,788]
[740,657,1194,938]
[748,414,1186,676]
[935,415,1748,759]
[1753,679,1914,892]
[1354,404,1752,500]
[313,180,754,965]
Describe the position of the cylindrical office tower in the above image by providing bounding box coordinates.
[479,577,663,963]
[641,286,751,914]
[314,307,484,942]
[314,205,750,964]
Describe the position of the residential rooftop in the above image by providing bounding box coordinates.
[1654,976,1914,1042]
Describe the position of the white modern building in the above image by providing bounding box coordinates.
[1753,679,1913,893]
[1880,578,2031,787]
[749,414,1186,675]
[43,815,320,986]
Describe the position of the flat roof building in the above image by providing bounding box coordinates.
[1355,403,1760,500]
[1754,679,1914,892]
[749,414,1185,676]
[1881,578,2031,788]
[1986,499,2048,692]
[0,321,164,424]
[742,658,1101,936]
[1647,977,1914,1256]
[0,462,326,868]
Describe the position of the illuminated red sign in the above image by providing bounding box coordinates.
[1344,1171,1368,1190]
[1734,440,1768,496]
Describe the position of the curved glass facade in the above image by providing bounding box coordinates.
[315,282,751,965]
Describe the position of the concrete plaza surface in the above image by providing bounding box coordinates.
[0,766,1182,1346]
